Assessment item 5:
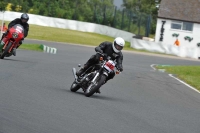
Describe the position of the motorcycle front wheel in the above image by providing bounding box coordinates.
[1,42,12,59]
[85,75,107,97]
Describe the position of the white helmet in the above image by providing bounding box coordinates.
[112,37,125,53]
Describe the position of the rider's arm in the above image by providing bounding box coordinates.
[8,19,19,29]
[116,53,123,72]
[95,41,108,53]
[24,24,29,38]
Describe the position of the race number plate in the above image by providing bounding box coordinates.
[104,60,115,72]
[16,26,23,33]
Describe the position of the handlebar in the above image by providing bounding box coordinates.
[96,52,104,56]
[96,52,111,60]
[97,52,122,72]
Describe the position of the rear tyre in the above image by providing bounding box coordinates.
[70,81,80,92]
[85,75,107,97]
[1,42,12,59]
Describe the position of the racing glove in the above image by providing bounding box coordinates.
[116,65,123,72]
[103,53,108,59]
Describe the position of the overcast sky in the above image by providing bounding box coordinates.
[113,0,123,7]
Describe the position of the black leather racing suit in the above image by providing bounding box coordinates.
[8,18,29,38]
[1,18,29,45]
[84,41,123,81]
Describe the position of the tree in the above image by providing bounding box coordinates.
[122,0,161,35]
[0,0,7,11]
[88,0,115,24]
[123,0,160,14]
[0,2,6,11]
[3,0,162,35]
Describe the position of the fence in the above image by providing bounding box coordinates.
[1,11,199,59]
[0,1,153,37]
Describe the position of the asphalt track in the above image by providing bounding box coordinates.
[0,39,200,133]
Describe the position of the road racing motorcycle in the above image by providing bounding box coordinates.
[0,24,24,59]
[71,52,121,97]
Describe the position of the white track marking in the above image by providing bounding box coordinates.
[169,74,200,93]
[150,64,157,70]
[150,64,200,94]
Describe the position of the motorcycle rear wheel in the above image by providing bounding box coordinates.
[85,75,107,97]
[1,42,12,59]
[70,81,80,92]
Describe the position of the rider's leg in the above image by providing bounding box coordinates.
[17,40,23,49]
[76,54,100,76]
[12,44,18,56]
[12,40,22,56]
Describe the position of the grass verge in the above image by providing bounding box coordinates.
[28,24,135,50]
[3,21,178,57]
[156,65,200,91]
[3,21,155,53]
[19,44,43,52]
[26,24,176,56]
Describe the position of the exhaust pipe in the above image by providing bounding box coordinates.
[72,68,78,80]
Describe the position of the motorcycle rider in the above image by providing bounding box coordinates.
[76,37,125,93]
[0,13,29,56]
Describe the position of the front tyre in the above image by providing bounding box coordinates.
[70,81,80,92]
[85,75,107,97]
[1,42,12,59]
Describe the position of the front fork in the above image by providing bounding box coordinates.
[91,72,100,84]
[1,40,15,53]
[0,40,5,52]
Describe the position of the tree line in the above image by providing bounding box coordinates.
[0,0,161,36]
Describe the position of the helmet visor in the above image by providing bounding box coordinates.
[114,41,123,50]
[21,18,28,23]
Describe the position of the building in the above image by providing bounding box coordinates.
[155,0,200,49]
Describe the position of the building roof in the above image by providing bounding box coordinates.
[158,0,200,23]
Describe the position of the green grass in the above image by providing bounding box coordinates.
[19,44,43,51]
[27,24,168,54]
[28,24,132,48]
[2,21,162,54]
[156,65,200,91]
[2,21,164,54]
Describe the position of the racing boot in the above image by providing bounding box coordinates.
[12,48,16,56]
[96,88,101,93]
[76,64,89,76]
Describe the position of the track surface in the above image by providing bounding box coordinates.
[0,39,200,133]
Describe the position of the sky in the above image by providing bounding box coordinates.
[113,0,123,7]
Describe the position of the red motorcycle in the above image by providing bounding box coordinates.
[0,24,24,59]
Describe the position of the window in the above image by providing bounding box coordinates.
[171,21,193,31]
[182,22,193,31]
[171,21,182,30]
